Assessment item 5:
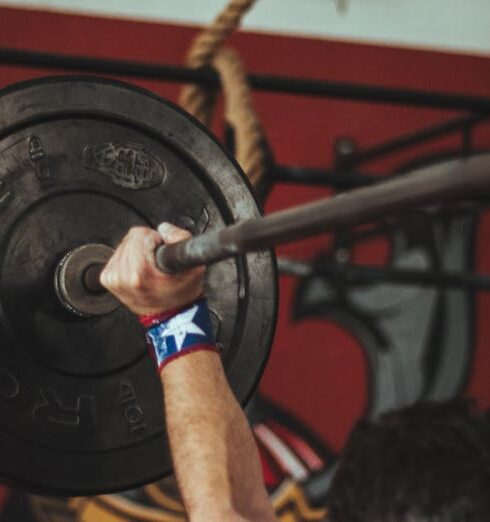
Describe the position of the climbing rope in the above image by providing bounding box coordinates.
[179,0,269,188]
[179,0,256,124]
[213,48,268,187]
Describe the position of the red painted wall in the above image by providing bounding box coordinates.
[1,6,489,453]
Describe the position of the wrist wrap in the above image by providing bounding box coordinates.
[139,298,218,373]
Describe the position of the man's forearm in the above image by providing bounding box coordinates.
[161,351,276,522]
[100,224,275,521]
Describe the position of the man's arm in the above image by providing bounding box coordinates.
[101,224,276,522]
[163,351,275,521]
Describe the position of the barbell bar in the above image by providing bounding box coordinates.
[80,153,490,296]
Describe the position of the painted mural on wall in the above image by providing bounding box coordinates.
[294,196,478,416]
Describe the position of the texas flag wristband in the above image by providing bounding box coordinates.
[139,298,218,373]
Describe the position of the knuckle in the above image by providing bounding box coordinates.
[100,270,109,288]
[109,274,120,289]
[158,222,192,243]
[128,272,145,290]
[128,226,147,238]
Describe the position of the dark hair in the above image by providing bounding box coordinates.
[327,399,490,522]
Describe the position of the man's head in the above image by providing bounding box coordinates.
[328,399,490,522]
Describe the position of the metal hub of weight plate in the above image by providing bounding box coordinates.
[55,243,118,316]
[0,77,277,495]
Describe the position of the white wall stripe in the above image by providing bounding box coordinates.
[1,0,489,57]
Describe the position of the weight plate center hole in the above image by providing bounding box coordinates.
[55,243,118,317]
[83,263,106,295]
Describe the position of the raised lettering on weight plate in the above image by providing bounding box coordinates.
[0,367,20,401]
[83,142,165,189]
[33,389,96,428]
[28,136,53,185]
[0,179,14,212]
[197,207,210,233]
[117,380,147,435]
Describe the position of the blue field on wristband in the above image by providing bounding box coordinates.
[146,300,215,367]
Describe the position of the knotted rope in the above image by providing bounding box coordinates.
[179,0,268,188]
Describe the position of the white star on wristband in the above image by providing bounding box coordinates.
[163,304,206,350]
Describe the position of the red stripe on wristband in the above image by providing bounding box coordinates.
[138,296,205,328]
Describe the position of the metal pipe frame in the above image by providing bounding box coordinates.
[339,114,489,169]
[277,257,490,292]
[270,165,377,188]
[1,47,490,114]
[2,47,490,180]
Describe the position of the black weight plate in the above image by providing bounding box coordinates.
[0,77,277,495]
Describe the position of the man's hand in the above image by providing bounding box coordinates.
[100,223,205,315]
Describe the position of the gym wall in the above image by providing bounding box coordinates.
[0,1,489,456]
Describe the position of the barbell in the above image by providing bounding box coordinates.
[0,77,488,495]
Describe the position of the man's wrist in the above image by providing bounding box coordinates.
[139,298,218,374]
[139,298,202,328]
